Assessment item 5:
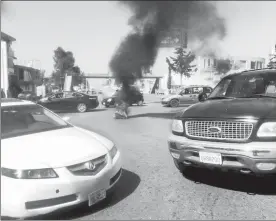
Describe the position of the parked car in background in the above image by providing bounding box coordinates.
[102,86,144,108]
[168,69,276,177]
[37,91,99,113]
[1,99,122,219]
[161,85,213,107]
[18,91,40,102]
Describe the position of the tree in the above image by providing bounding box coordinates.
[52,47,75,87]
[170,48,196,86]
[166,57,173,90]
[215,59,232,75]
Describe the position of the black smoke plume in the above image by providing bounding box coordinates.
[109,1,226,101]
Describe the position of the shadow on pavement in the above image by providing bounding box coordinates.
[29,169,140,220]
[55,108,107,114]
[183,167,276,195]
[129,111,183,119]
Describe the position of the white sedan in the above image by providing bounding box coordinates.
[1,99,122,219]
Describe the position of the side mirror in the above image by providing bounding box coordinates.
[198,92,207,102]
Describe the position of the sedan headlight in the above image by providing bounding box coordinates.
[109,146,118,160]
[107,98,112,102]
[172,119,184,133]
[1,168,58,179]
[257,122,276,137]
[67,155,107,176]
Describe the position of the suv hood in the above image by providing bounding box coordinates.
[182,98,276,119]
[1,127,112,169]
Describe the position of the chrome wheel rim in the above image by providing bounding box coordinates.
[78,103,87,112]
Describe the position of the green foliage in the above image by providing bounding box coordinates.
[215,59,232,75]
[53,47,75,73]
[169,48,196,85]
[52,47,84,87]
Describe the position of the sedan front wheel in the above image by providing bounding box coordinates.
[170,99,180,108]
[77,103,87,113]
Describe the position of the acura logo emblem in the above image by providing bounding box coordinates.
[208,126,222,134]
[85,161,96,170]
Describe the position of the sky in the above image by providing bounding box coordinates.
[2,1,276,77]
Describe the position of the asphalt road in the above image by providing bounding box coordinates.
[39,103,276,220]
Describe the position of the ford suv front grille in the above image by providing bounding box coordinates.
[185,120,254,141]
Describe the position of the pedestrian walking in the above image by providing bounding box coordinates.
[1,89,6,98]
[98,91,104,108]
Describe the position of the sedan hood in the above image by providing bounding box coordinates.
[181,98,276,119]
[1,127,112,169]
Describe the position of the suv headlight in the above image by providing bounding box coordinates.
[257,122,276,137]
[1,168,58,179]
[107,98,112,102]
[172,119,183,133]
[109,146,118,160]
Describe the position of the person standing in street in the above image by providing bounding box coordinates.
[1,89,6,98]
[98,90,104,108]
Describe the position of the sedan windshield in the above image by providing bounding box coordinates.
[208,71,276,99]
[1,104,71,139]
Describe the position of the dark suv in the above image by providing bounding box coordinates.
[168,69,276,176]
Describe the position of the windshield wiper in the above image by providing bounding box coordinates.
[240,94,276,99]
[207,96,235,100]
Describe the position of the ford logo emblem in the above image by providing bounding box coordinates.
[85,161,96,170]
[208,126,222,133]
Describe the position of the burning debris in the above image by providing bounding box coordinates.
[109,1,226,118]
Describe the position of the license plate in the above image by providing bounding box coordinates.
[88,189,106,207]
[199,152,222,165]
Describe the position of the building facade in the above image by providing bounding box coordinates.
[14,65,43,94]
[193,55,266,85]
[1,32,16,97]
[267,43,276,67]
[157,54,266,90]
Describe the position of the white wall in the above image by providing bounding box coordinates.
[1,40,9,96]
[152,48,175,90]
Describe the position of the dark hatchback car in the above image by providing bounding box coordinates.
[168,69,276,177]
[37,91,99,113]
[102,87,144,108]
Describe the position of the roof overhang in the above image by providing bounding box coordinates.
[1,32,16,42]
